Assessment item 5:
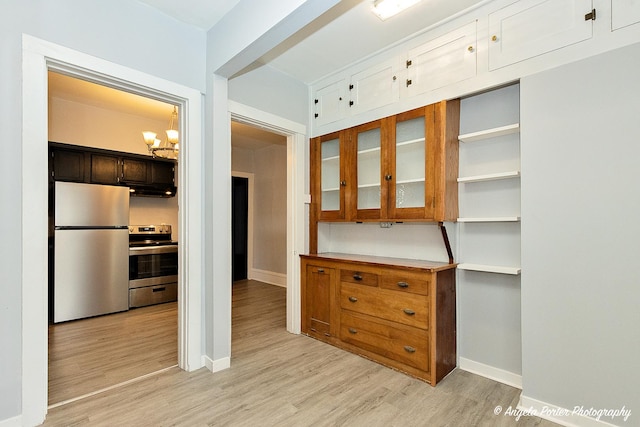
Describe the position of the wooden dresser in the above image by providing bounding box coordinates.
[301,253,457,385]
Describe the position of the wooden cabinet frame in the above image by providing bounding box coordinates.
[309,99,459,253]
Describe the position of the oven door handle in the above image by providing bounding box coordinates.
[129,245,178,256]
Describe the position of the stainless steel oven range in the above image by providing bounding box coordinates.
[128,224,178,308]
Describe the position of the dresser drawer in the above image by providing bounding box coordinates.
[341,311,429,371]
[380,271,431,296]
[340,282,428,329]
[340,269,378,287]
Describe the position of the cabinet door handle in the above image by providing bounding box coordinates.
[317,268,324,273]
[404,345,416,353]
[340,180,347,186]
[397,281,409,288]
[384,174,392,181]
[353,274,363,281]
[403,308,415,316]
[348,328,357,334]
[348,296,358,303]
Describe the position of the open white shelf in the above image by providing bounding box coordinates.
[458,123,520,143]
[458,263,521,275]
[322,187,340,192]
[457,216,520,223]
[458,171,520,183]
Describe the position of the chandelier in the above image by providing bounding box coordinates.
[142,106,179,158]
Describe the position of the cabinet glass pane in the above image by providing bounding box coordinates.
[396,117,425,208]
[321,138,340,211]
[357,128,381,210]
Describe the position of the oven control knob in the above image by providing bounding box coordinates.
[129,226,134,232]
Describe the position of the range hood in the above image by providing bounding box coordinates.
[128,183,177,198]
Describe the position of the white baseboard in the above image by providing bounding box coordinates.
[203,355,231,373]
[458,357,522,389]
[518,395,629,427]
[0,415,21,427]
[248,268,286,287]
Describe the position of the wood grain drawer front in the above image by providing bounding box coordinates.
[341,312,429,371]
[341,282,428,329]
[380,272,430,295]
[340,269,378,287]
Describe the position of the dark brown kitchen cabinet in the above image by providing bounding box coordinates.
[51,148,85,182]
[90,154,120,184]
[121,158,148,184]
[151,161,175,186]
[49,142,176,197]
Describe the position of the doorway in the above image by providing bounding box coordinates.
[232,176,249,281]
[22,35,203,424]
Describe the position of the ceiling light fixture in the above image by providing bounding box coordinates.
[142,106,179,159]
[372,0,422,20]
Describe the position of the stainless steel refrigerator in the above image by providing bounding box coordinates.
[53,181,130,323]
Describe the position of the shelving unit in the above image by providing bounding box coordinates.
[457,216,520,223]
[457,171,520,183]
[458,123,520,143]
[457,263,521,275]
[457,92,521,276]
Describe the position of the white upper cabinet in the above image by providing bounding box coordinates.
[488,0,594,70]
[313,78,347,127]
[611,0,640,31]
[349,58,401,116]
[404,21,477,98]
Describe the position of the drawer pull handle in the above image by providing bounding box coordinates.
[397,281,409,288]
[353,274,363,281]
[152,287,166,292]
[317,268,324,273]
[404,345,416,353]
[403,308,415,316]
[348,296,358,303]
[324,333,331,337]
[348,328,357,334]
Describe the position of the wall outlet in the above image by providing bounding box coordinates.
[380,222,393,228]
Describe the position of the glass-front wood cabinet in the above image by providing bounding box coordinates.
[311,99,459,225]
[310,130,347,221]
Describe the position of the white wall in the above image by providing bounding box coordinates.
[205,0,336,367]
[252,144,287,275]
[521,43,640,424]
[1,0,204,423]
[49,97,162,156]
[229,65,309,125]
[232,144,288,277]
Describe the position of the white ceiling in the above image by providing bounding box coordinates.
[137,0,486,83]
[49,0,486,150]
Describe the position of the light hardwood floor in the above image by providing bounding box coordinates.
[43,280,557,426]
[48,300,178,405]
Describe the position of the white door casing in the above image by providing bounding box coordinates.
[22,35,204,426]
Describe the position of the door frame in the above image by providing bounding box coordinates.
[231,172,254,282]
[229,101,306,334]
[22,35,204,425]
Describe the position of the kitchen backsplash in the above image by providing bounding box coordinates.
[129,196,179,240]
